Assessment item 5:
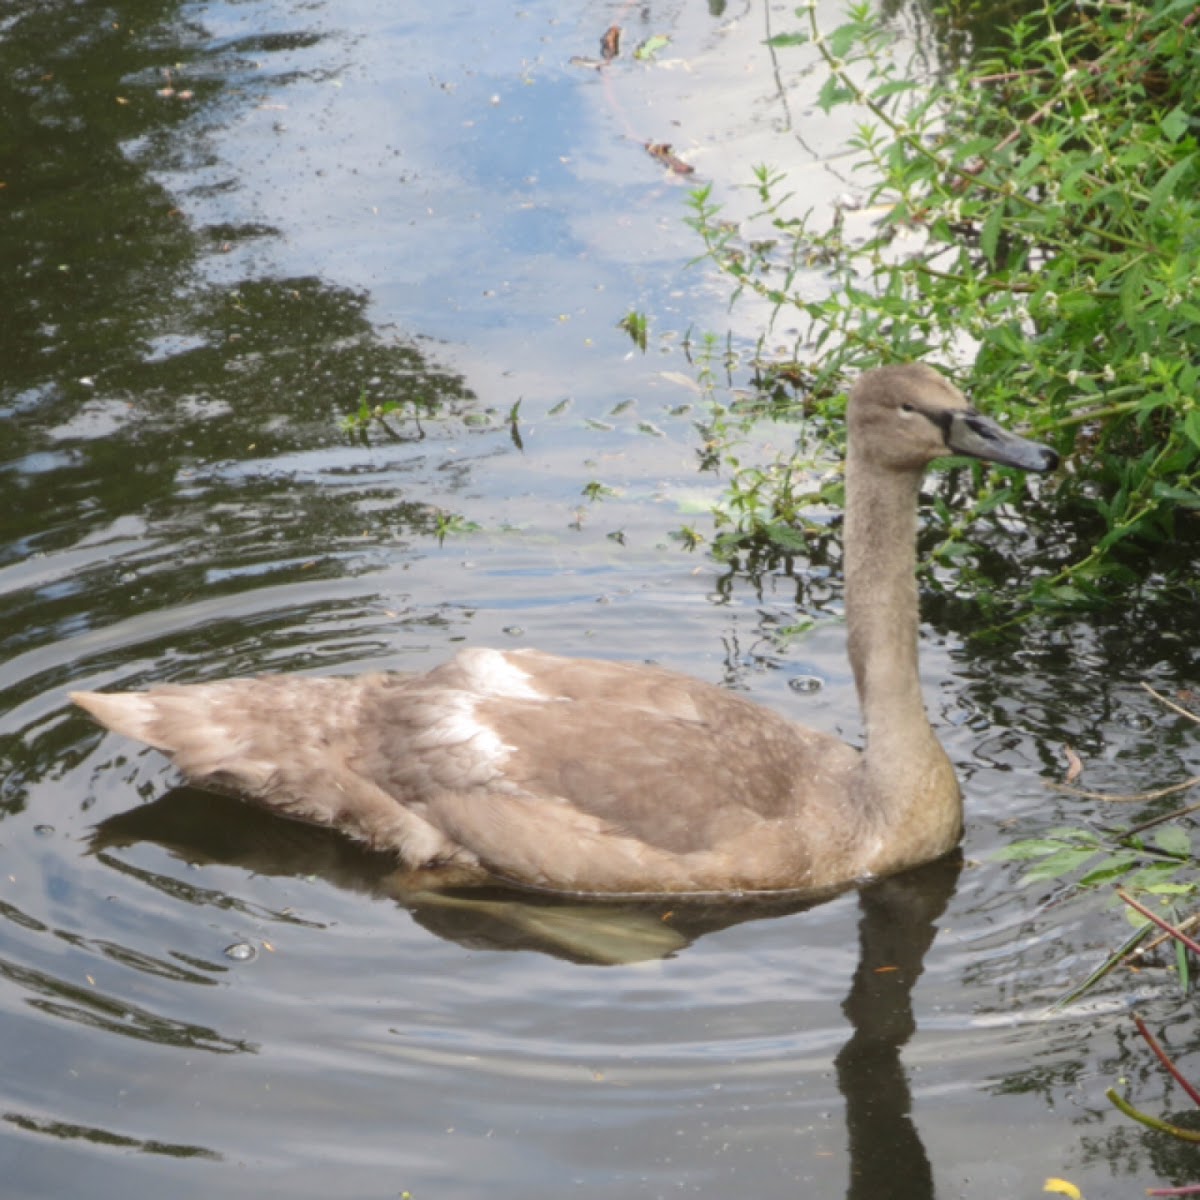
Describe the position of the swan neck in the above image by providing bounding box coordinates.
[842,447,961,866]
[843,452,928,742]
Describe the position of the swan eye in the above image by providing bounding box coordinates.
[900,402,916,414]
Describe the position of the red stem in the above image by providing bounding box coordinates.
[1116,889,1200,956]
[1132,1013,1200,1108]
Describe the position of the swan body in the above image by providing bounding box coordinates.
[73,364,1057,895]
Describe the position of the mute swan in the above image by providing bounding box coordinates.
[73,364,1057,895]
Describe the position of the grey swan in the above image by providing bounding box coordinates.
[72,364,1057,896]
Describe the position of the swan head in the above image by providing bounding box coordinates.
[850,364,1059,474]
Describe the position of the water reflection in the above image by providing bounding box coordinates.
[90,787,826,963]
[3,1111,220,1161]
[93,787,958,1196]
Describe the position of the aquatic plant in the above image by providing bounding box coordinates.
[686,0,1200,609]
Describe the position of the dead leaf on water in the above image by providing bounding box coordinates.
[645,142,694,175]
[658,370,702,393]
[601,25,621,60]
[1063,744,1083,783]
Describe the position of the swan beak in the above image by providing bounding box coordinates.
[945,410,1059,472]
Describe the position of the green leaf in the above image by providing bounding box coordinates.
[1126,906,1152,929]
[817,75,855,112]
[827,22,861,59]
[1120,264,1146,329]
[1147,152,1196,221]
[1154,825,1192,858]
[766,32,809,47]
[871,79,919,101]
[1183,410,1200,451]
[994,837,1080,861]
[764,523,809,552]
[633,34,671,60]
[1018,847,1100,885]
[1153,482,1200,509]
[1160,106,1191,143]
[980,202,1005,265]
[1078,851,1143,887]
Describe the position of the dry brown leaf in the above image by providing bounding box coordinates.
[1063,744,1083,783]
[645,142,694,175]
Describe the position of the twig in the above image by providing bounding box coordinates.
[1142,681,1200,724]
[1133,1013,1200,1107]
[1117,889,1200,956]
[1122,800,1200,839]
[1047,776,1200,803]
[1129,912,1200,961]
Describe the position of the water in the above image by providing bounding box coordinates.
[2,0,1198,1196]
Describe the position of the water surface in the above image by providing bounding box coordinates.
[2,1,1198,1196]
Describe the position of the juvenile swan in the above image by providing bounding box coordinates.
[73,365,1057,895]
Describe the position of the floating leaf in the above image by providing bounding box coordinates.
[1043,1178,1082,1200]
[1063,744,1083,783]
[633,35,670,61]
[1154,825,1192,858]
[1019,847,1100,885]
[645,142,693,175]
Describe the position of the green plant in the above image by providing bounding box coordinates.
[432,510,481,544]
[341,389,426,440]
[687,0,1200,607]
[619,310,648,352]
[582,480,618,502]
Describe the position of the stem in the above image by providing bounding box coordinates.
[1117,890,1200,957]
[1050,921,1152,1010]
[1106,1088,1200,1143]
[1132,1013,1200,1108]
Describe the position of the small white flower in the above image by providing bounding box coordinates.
[1067,370,1080,385]
[1102,364,1115,383]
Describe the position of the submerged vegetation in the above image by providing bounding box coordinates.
[685,0,1200,610]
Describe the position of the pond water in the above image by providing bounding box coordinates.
[2,0,1198,1196]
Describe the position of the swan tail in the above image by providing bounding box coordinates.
[71,680,469,867]
[70,679,350,797]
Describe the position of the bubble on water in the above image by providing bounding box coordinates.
[224,942,258,963]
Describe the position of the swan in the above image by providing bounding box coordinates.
[72,364,1057,895]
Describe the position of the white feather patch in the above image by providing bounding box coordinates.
[415,693,511,768]
[455,648,546,700]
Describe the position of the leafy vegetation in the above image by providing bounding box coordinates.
[686,0,1200,609]
[997,685,1197,904]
